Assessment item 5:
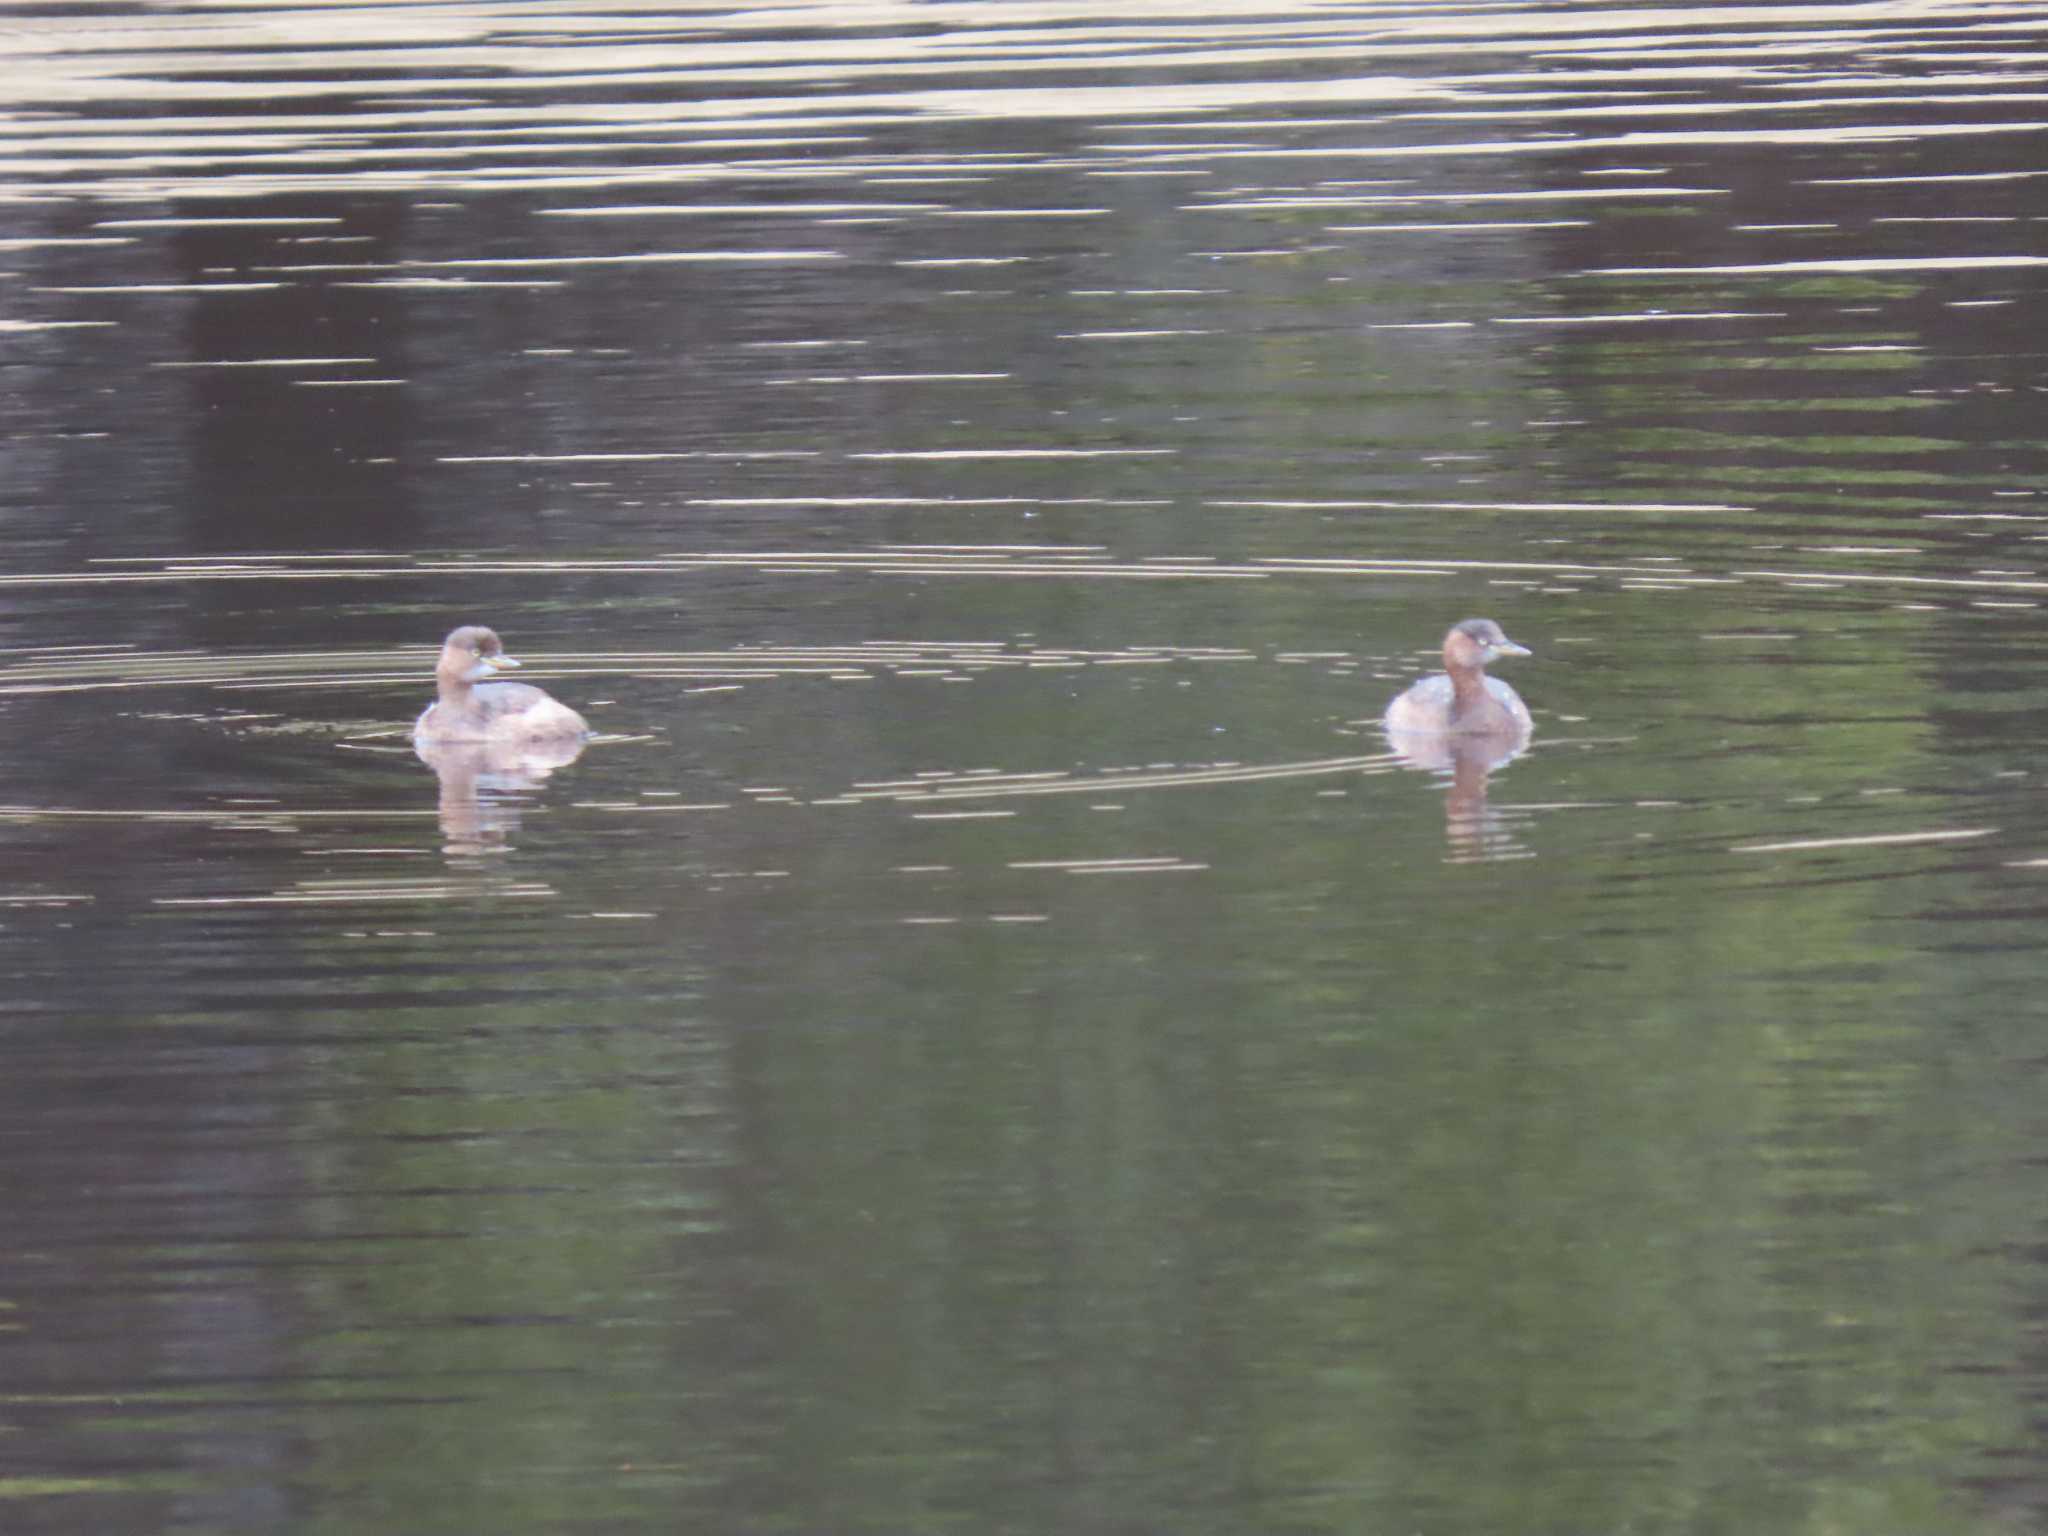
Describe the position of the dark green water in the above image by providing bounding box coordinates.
[4,3,2048,1530]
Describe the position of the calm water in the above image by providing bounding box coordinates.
[6,2,2048,1530]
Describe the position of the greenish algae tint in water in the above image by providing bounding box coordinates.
[2,2,2048,1532]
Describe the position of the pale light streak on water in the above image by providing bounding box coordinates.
[7,1,2048,1532]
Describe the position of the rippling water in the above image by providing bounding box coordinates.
[6,4,2048,1531]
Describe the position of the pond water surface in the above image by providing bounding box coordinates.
[6,3,2048,1531]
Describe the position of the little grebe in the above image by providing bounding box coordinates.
[1382,618,1532,737]
[413,625,589,745]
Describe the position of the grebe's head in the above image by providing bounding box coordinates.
[437,625,523,684]
[1444,618,1530,670]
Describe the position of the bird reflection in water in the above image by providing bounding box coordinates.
[1384,727,1532,862]
[1383,619,1536,862]
[415,733,587,855]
